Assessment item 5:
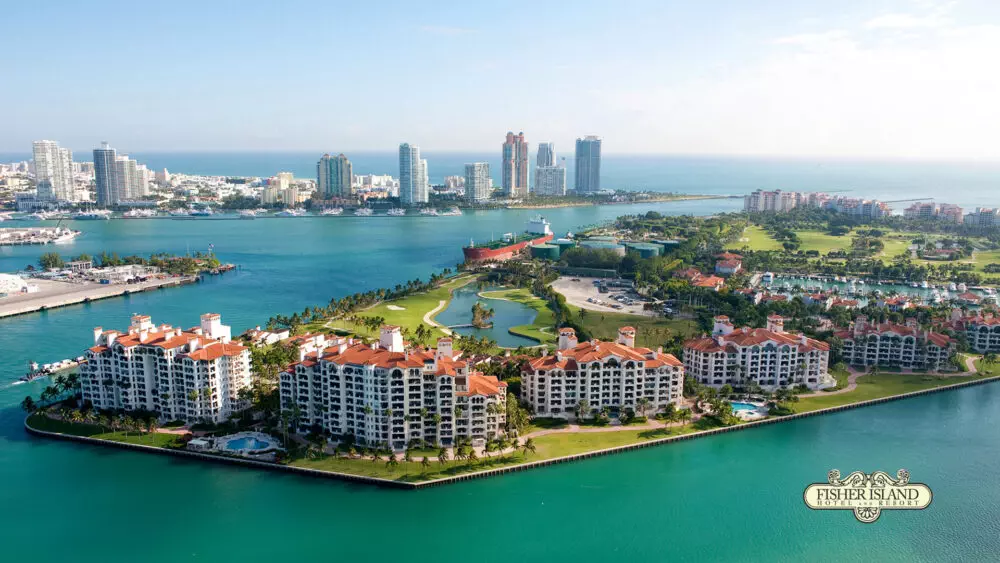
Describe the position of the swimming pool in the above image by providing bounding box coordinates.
[730,401,760,412]
[225,437,272,452]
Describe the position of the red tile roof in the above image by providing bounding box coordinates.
[685,328,829,354]
[526,340,682,370]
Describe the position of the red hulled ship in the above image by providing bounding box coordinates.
[462,216,554,262]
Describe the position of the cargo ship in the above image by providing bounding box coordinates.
[462,215,553,262]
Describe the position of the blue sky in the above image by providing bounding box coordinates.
[4,0,1000,159]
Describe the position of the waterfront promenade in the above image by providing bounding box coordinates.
[0,276,197,318]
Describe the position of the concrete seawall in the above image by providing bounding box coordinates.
[25,374,1000,490]
[0,276,198,319]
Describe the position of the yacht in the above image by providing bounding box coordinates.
[761,272,775,284]
[239,210,258,220]
[387,208,407,216]
[440,207,462,216]
[948,282,957,291]
[354,207,373,216]
[320,207,344,216]
[419,208,439,216]
[73,210,112,220]
[168,209,190,217]
[189,207,213,217]
[957,282,968,292]
[123,209,158,219]
[921,280,929,289]
[275,208,306,218]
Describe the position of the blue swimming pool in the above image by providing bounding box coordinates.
[225,437,271,451]
[730,402,759,412]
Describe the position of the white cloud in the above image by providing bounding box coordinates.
[864,13,950,29]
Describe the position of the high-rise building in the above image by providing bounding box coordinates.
[114,156,133,200]
[93,142,120,207]
[501,131,529,198]
[32,140,74,201]
[317,153,353,198]
[537,142,555,167]
[464,162,491,203]
[398,143,428,205]
[535,165,567,196]
[574,136,602,193]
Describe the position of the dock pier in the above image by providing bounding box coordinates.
[0,276,198,319]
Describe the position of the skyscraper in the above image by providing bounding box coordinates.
[32,140,74,201]
[317,153,353,198]
[464,162,491,203]
[537,142,555,168]
[501,131,529,198]
[399,143,428,205]
[574,136,602,193]
[93,142,119,207]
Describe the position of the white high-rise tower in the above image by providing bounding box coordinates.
[399,143,428,205]
[32,140,74,201]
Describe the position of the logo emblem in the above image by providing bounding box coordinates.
[804,469,932,523]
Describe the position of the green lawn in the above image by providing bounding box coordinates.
[794,230,850,253]
[573,307,698,348]
[822,364,852,392]
[975,359,999,377]
[479,288,557,344]
[27,413,185,448]
[794,374,984,413]
[730,226,783,252]
[303,275,479,338]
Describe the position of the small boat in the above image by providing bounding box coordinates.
[275,208,306,218]
[441,207,462,216]
[239,210,257,220]
[168,209,189,217]
[948,282,957,291]
[420,208,439,216]
[73,210,112,220]
[189,208,213,217]
[387,208,407,216]
[354,207,373,216]
[123,209,158,219]
[921,281,929,289]
[320,207,344,216]
[957,282,967,292]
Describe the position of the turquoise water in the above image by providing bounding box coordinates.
[435,284,538,347]
[730,401,759,412]
[225,437,271,452]
[1,199,998,561]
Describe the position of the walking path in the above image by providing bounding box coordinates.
[423,300,451,335]
[799,357,982,398]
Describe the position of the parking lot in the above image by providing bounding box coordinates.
[551,276,660,317]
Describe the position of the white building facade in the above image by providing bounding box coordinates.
[399,143,428,205]
[522,327,685,418]
[836,317,956,370]
[279,327,507,449]
[32,140,74,202]
[684,315,834,390]
[464,162,491,203]
[80,314,251,423]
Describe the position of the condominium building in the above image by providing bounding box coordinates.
[521,327,684,418]
[464,162,491,203]
[399,143,428,205]
[502,131,529,198]
[744,189,798,213]
[941,310,1000,353]
[317,153,353,198]
[903,202,964,223]
[683,315,834,390]
[537,142,555,167]
[835,316,955,371]
[32,140,74,201]
[80,314,251,423]
[534,142,566,196]
[965,208,999,229]
[279,327,507,449]
[93,142,120,207]
[574,136,602,193]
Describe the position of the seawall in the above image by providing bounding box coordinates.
[25,374,1000,490]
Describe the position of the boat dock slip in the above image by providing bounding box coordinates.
[0,276,197,319]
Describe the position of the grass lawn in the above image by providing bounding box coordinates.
[572,307,698,347]
[27,413,185,448]
[794,230,850,253]
[975,359,999,377]
[821,364,852,392]
[794,373,984,413]
[729,226,783,252]
[302,275,479,338]
[479,288,557,344]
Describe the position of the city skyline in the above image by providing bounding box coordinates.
[4,1,1000,160]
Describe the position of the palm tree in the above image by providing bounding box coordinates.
[437,447,449,465]
[403,448,413,464]
[421,456,431,472]
[385,452,399,471]
[678,409,692,426]
[635,397,650,418]
[466,448,479,467]
[370,449,382,464]
[20,396,36,413]
[521,438,536,457]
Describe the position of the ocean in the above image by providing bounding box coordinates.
[0,163,997,561]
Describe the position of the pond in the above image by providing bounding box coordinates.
[435,284,540,348]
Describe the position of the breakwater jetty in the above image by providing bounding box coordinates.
[0,276,198,319]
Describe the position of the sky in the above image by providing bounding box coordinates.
[4,0,1000,159]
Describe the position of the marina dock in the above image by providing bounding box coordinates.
[0,276,198,319]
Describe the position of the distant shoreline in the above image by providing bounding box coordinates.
[505,194,738,209]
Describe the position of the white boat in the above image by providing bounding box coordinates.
[948,282,957,291]
[168,209,189,217]
[320,207,344,216]
[440,207,462,216]
[73,210,112,220]
[354,208,373,216]
[957,282,967,292]
[239,210,257,220]
[420,208,439,216]
[761,272,774,284]
[387,208,407,216]
[275,208,306,218]
[189,208,213,217]
[921,281,929,289]
[123,209,158,219]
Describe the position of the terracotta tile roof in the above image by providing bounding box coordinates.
[526,340,681,369]
[88,345,108,353]
[716,259,741,269]
[716,252,743,260]
[317,343,437,370]
[186,342,248,361]
[685,328,829,353]
[459,374,507,396]
[693,275,725,288]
